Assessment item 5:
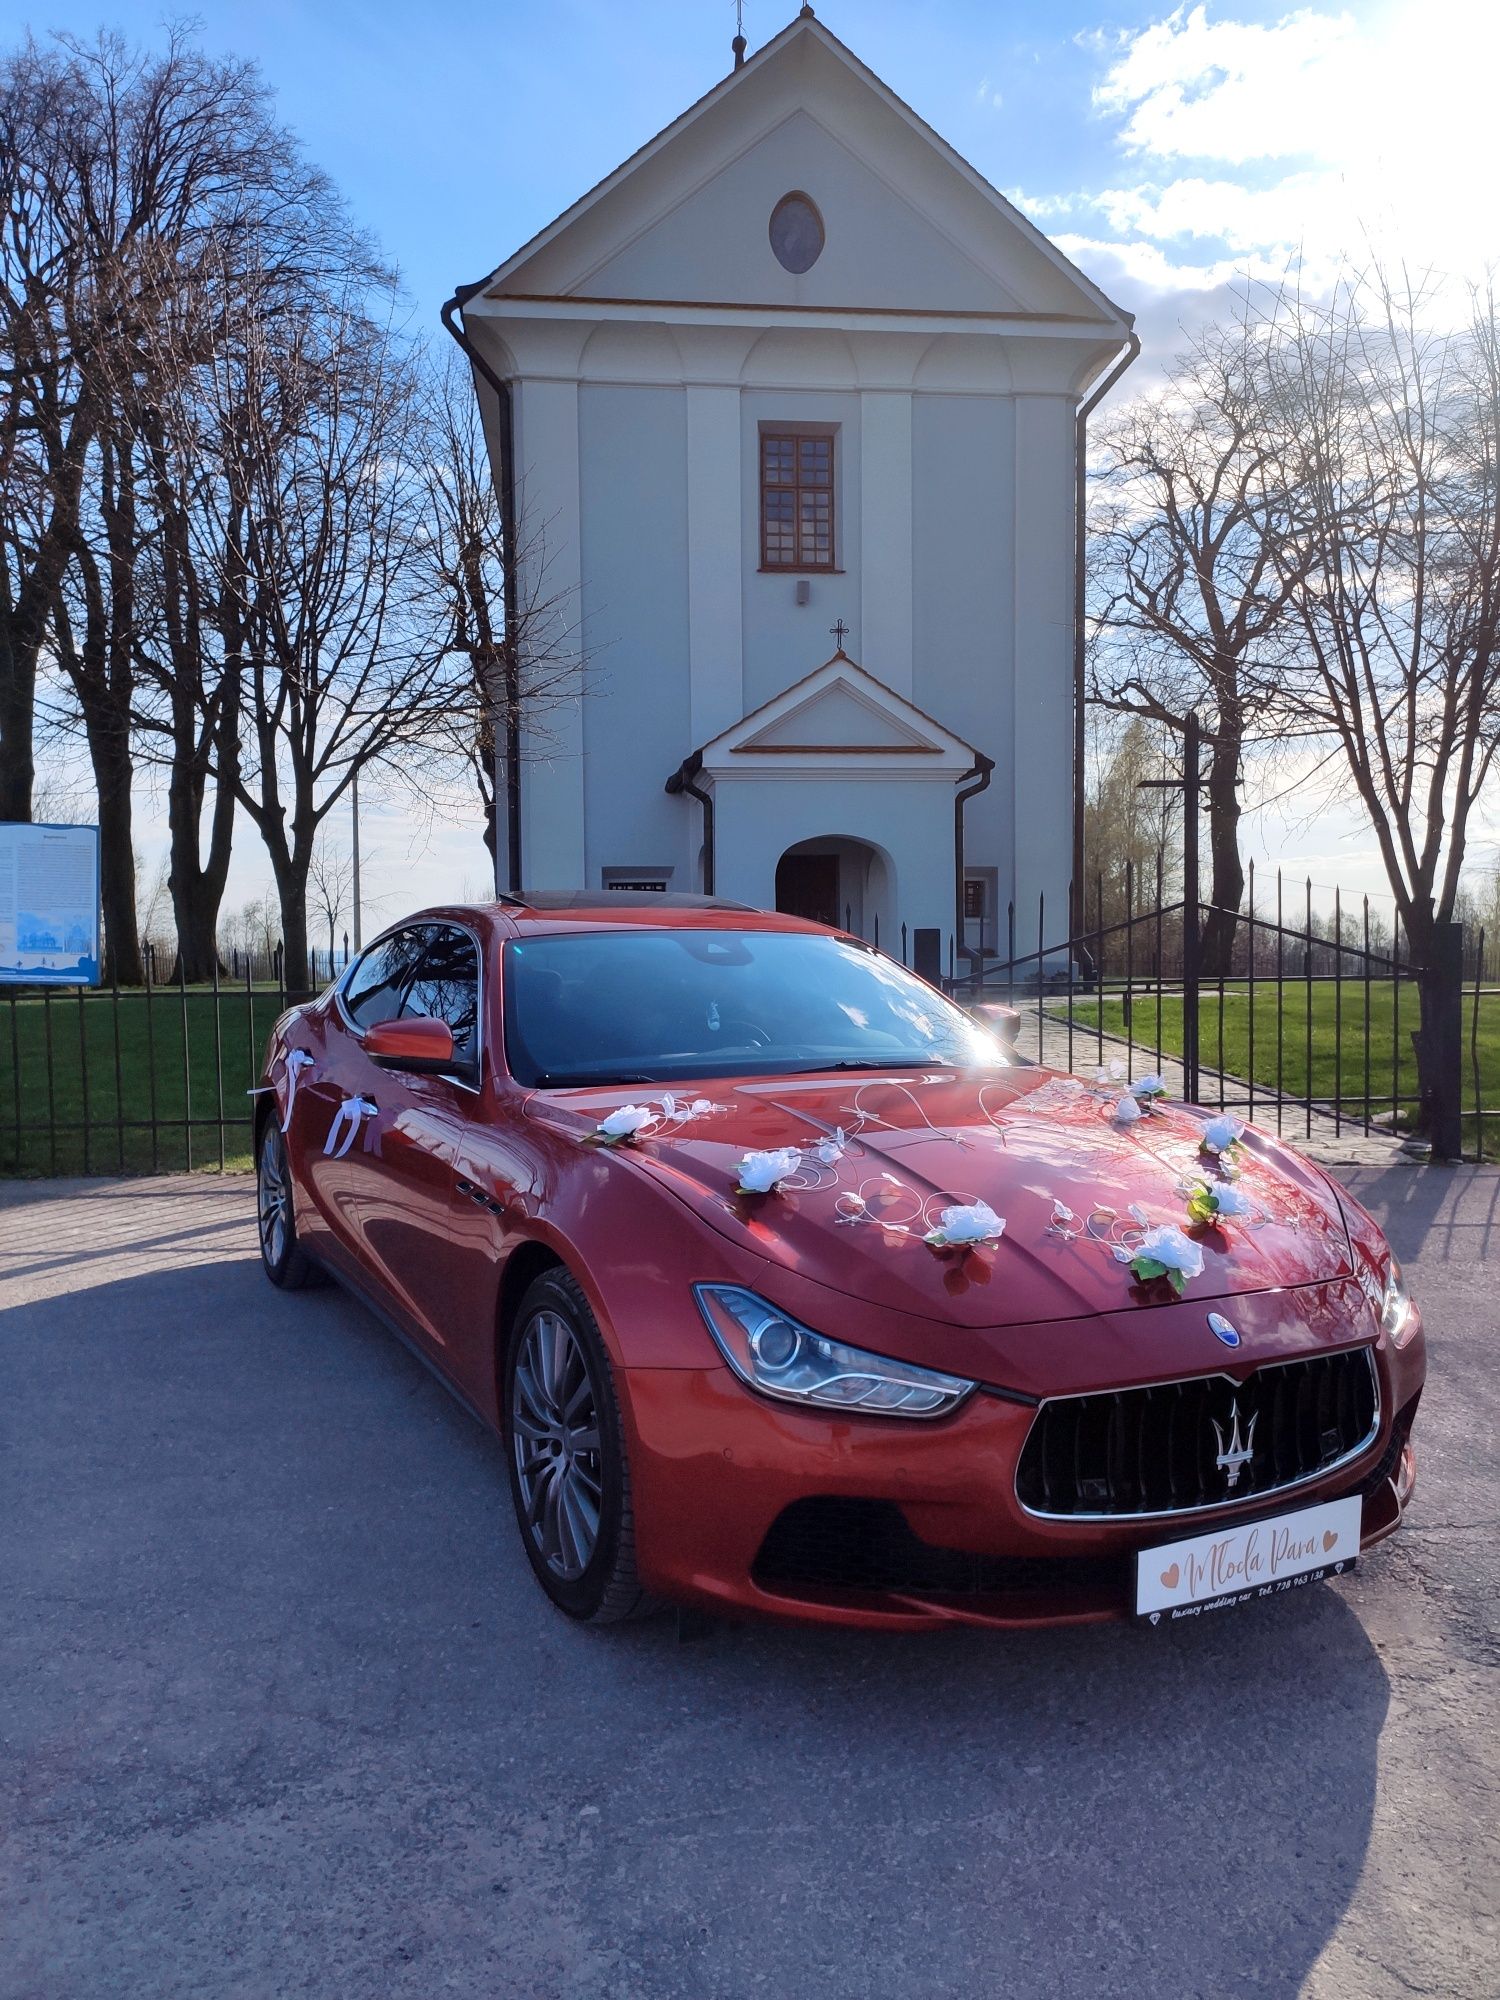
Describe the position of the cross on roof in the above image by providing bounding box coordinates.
[829,619,849,651]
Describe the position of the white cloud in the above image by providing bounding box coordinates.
[1059,2,1500,301]
[1051,230,1254,295]
[976,77,1004,109]
[1093,5,1359,164]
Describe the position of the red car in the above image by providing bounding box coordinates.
[254,895,1424,1631]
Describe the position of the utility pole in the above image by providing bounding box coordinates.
[351,770,363,952]
[1138,710,1202,1103]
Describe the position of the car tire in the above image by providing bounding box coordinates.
[502,1268,656,1624]
[256,1121,321,1291]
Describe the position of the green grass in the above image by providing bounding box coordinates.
[1070,979,1500,1153]
[0,985,291,1177]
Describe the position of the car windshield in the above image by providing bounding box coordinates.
[503,929,1006,1086]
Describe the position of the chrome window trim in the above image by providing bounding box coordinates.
[334,920,485,1096]
[1013,1345,1382,1524]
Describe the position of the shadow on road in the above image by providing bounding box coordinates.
[4,1244,1395,1998]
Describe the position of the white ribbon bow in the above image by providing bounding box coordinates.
[280,1049,316,1134]
[324,1095,379,1160]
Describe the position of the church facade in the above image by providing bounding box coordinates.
[448,7,1133,967]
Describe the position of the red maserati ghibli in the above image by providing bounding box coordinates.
[254,895,1424,1631]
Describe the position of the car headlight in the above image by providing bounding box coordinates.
[1380,1255,1417,1347]
[694,1284,975,1419]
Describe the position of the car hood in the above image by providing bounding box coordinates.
[525,1067,1354,1331]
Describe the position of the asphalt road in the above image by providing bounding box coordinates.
[3,1167,1497,2000]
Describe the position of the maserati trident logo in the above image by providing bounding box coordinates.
[1208,1312,1241,1348]
[1212,1398,1258,1491]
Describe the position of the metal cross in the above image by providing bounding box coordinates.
[830,619,849,649]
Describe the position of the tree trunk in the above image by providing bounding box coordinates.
[169,869,226,984]
[165,714,238,984]
[0,629,38,822]
[1399,906,1464,1151]
[1198,728,1245,978]
[92,731,143,986]
[276,877,311,995]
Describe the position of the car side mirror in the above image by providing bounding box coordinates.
[967,1001,1022,1048]
[364,1015,463,1076]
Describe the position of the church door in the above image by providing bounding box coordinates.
[775,852,840,927]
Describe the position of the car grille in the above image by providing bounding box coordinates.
[753,1497,1131,1605]
[1015,1347,1380,1520]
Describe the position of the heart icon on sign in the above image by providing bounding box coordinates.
[1322,1530,1338,1552]
[1160,1562,1180,1589]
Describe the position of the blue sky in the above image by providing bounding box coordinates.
[29,1,1483,346]
[19,0,1500,922]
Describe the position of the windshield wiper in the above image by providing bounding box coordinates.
[533,1071,660,1088]
[785,1057,953,1074]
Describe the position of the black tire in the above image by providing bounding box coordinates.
[256,1120,322,1291]
[502,1268,655,1624]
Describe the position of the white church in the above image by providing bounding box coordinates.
[447,5,1134,971]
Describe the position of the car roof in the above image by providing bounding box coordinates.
[497,889,755,914]
[392,895,842,940]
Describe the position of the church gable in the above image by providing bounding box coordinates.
[580,109,1026,316]
[741,677,936,753]
[701,654,977,773]
[482,13,1127,328]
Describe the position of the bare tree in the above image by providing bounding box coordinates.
[211,290,458,989]
[1081,712,1181,966]
[1089,313,1308,973]
[0,37,92,825]
[412,348,591,876]
[307,834,353,971]
[5,28,391,982]
[1242,264,1500,1122]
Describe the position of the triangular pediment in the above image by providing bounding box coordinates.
[473,15,1128,328]
[700,654,978,774]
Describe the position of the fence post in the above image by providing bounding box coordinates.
[1427,922,1465,1162]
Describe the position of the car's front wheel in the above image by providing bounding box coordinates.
[502,1269,654,1623]
[256,1122,321,1291]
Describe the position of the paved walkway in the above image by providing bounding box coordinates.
[1008,1000,1410,1168]
[3,1168,1497,1998]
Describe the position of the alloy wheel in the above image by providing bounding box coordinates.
[258,1131,289,1269]
[511,1310,604,1581]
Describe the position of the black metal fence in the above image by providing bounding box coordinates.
[2,888,1494,1176]
[944,866,1494,1164]
[0,947,346,1178]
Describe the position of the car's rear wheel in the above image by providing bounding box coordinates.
[256,1122,320,1291]
[502,1269,654,1623]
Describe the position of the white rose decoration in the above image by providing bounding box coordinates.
[1128,1222,1206,1295]
[1130,1073,1167,1101]
[925,1200,1006,1251]
[1111,1093,1143,1126]
[593,1103,656,1144]
[735,1147,803,1195]
[1201,1114,1245,1155]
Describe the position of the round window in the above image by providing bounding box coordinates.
[769,192,824,275]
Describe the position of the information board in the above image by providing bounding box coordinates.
[0,822,102,985]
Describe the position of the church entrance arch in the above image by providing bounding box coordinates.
[774,836,893,941]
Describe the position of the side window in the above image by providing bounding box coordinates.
[403,925,481,1067]
[343,929,427,1031]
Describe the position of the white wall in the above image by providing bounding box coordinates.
[577,382,693,889]
[517,348,1080,944]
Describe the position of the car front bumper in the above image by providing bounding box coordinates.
[621,1333,1425,1630]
